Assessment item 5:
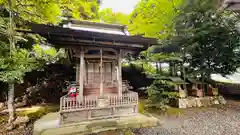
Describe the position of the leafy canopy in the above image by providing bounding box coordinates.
[0,36,66,83]
[128,0,185,76]
[170,0,240,77]
[99,8,129,25]
[129,0,184,38]
[0,0,100,24]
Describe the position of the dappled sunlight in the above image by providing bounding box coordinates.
[18,106,43,115]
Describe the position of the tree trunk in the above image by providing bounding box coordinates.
[155,62,158,73]
[159,62,162,74]
[182,65,187,91]
[8,83,15,125]
[169,62,175,76]
[7,0,16,130]
[201,72,205,96]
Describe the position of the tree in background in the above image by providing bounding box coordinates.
[0,0,100,24]
[171,0,240,80]
[129,0,240,109]
[126,0,185,80]
[129,0,184,38]
[61,0,100,20]
[0,0,100,129]
[99,8,129,25]
[99,0,184,37]
[0,17,65,129]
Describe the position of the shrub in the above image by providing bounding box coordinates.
[146,79,178,111]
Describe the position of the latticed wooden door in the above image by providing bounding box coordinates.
[86,61,116,87]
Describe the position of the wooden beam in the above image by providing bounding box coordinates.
[48,37,145,49]
[84,55,117,59]
[84,47,118,54]
[47,40,144,52]
[76,63,79,85]
[86,59,114,63]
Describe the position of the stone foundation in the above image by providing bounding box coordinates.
[178,95,226,108]
[33,113,160,135]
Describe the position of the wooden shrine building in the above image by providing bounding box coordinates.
[25,20,159,124]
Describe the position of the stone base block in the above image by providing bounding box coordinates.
[33,113,160,135]
[178,96,226,108]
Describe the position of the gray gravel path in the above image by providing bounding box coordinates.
[132,100,240,135]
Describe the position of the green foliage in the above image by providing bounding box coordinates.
[137,46,182,76]
[0,0,100,24]
[99,8,129,25]
[33,44,66,63]
[0,0,99,125]
[0,15,66,83]
[146,79,178,111]
[132,60,156,75]
[141,47,182,62]
[130,0,185,107]
[61,0,100,20]
[0,43,65,83]
[129,0,184,38]
[171,0,240,78]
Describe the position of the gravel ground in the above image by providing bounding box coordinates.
[2,99,240,135]
[132,100,240,135]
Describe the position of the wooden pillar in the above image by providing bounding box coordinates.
[112,61,115,85]
[100,48,104,97]
[79,47,84,99]
[76,64,79,85]
[118,49,122,96]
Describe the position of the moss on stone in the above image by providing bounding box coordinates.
[34,113,159,135]
[166,107,184,116]
[87,121,118,129]
[17,105,59,122]
[123,129,135,135]
[138,99,147,114]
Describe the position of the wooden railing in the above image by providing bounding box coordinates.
[108,92,138,106]
[60,91,138,112]
[60,96,98,112]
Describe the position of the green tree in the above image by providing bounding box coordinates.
[126,0,185,108]
[0,0,99,128]
[171,0,240,79]
[99,8,129,25]
[0,0,100,24]
[0,17,65,128]
[129,0,184,38]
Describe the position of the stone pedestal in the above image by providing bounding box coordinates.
[177,96,226,108]
[196,98,203,107]
[179,90,187,98]
[178,99,187,108]
[218,95,227,105]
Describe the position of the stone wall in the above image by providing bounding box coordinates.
[61,105,137,124]
[178,96,227,108]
